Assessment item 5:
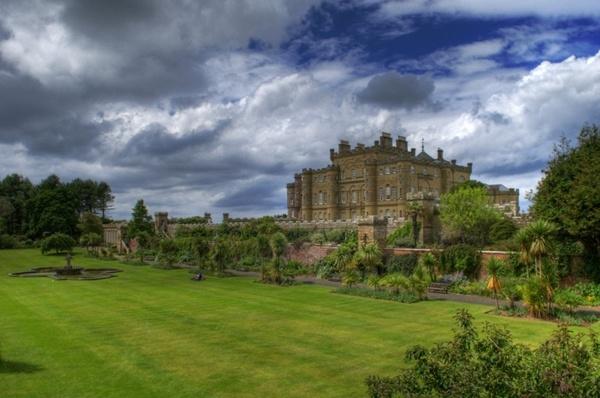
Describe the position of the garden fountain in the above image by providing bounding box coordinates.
[9,254,122,280]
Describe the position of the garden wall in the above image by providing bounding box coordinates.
[285,243,338,265]
[286,243,513,279]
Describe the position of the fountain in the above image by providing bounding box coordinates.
[9,254,122,280]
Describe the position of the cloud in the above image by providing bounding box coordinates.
[376,0,600,18]
[356,72,435,109]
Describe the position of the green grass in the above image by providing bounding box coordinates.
[0,249,579,397]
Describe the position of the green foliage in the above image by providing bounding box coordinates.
[489,216,518,242]
[353,243,383,276]
[379,273,409,294]
[520,276,551,317]
[564,282,600,306]
[334,286,419,303]
[554,289,585,314]
[384,254,418,275]
[157,239,179,268]
[134,231,153,265]
[77,212,103,236]
[79,232,102,255]
[309,232,325,244]
[532,125,600,272]
[439,244,481,279]
[341,270,361,287]
[27,175,79,238]
[366,309,600,398]
[386,222,418,247]
[0,233,18,249]
[419,252,438,280]
[0,174,33,236]
[210,238,232,276]
[127,199,154,238]
[40,233,76,254]
[440,185,502,245]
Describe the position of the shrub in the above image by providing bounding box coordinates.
[489,217,517,242]
[0,234,18,249]
[334,287,419,303]
[554,289,585,314]
[40,233,75,254]
[366,309,600,398]
[158,239,179,267]
[440,244,481,279]
[386,223,415,247]
[384,254,418,275]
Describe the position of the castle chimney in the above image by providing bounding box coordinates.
[380,132,393,148]
[451,159,456,165]
[396,136,408,151]
[330,148,335,161]
[410,148,416,156]
[467,162,473,170]
[223,213,230,222]
[437,148,443,160]
[338,140,351,153]
[374,140,380,146]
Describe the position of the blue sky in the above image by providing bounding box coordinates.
[1,0,600,219]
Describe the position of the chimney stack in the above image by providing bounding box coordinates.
[437,148,443,160]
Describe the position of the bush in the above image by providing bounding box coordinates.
[554,289,585,314]
[384,254,418,275]
[334,286,419,303]
[40,233,75,254]
[0,234,18,249]
[366,309,600,398]
[489,216,517,242]
[158,239,179,267]
[440,244,481,279]
[309,232,326,245]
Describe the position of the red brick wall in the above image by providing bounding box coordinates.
[285,243,337,265]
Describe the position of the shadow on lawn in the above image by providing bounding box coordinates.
[0,360,44,374]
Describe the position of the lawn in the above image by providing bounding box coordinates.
[0,249,575,398]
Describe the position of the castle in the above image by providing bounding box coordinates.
[286,132,519,221]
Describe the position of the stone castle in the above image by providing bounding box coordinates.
[287,132,519,221]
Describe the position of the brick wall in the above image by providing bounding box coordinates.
[285,243,338,265]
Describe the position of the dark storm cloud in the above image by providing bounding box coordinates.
[61,0,159,42]
[356,72,435,109]
[213,181,285,210]
[120,121,227,157]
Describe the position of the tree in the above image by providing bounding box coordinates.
[267,232,288,283]
[440,186,501,245]
[40,233,76,255]
[77,212,103,236]
[353,243,382,277]
[158,239,179,268]
[68,178,99,215]
[96,182,114,221]
[486,257,503,309]
[380,273,409,295]
[532,125,600,268]
[210,238,232,276]
[80,232,103,255]
[127,199,153,238]
[135,231,152,264]
[0,174,33,235]
[26,175,79,238]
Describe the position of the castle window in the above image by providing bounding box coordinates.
[319,191,324,205]
[352,191,358,203]
[379,187,384,201]
[385,209,390,217]
[384,166,390,175]
[385,185,391,200]
[410,166,415,174]
[341,192,346,204]
[323,192,327,204]
[391,186,397,199]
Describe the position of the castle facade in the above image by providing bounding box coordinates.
[287,132,474,221]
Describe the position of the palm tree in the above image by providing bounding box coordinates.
[380,273,409,295]
[331,244,355,274]
[268,232,288,284]
[409,264,431,300]
[486,257,503,309]
[354,243,382,277]
[526,220,557,277]
[419,252,438,281]
[514,228,532,277]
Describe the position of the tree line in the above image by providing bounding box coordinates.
[0,173,114,240]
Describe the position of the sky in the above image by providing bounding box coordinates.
[1,0,600,220]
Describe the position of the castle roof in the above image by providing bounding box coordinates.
[416,150,434,161]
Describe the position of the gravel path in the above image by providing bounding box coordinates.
[226,269,600,315]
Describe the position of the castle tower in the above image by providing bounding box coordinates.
[325,167,339,220]
[364,159,377,217]
[300,169,313,221]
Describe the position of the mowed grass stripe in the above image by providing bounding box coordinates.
[0,249,576,398]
